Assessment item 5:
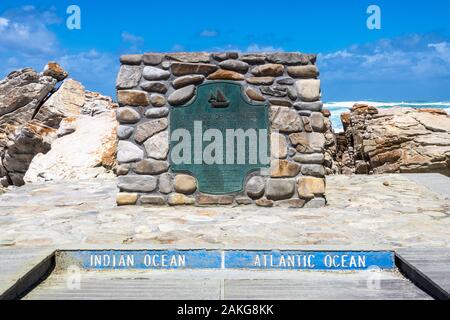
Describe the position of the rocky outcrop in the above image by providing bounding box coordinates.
[34,79,85,128]
[322,108,339,175]
[0,63,118,186]
[2,120,58,186]
[334,105,450,176]
[24,92,117,183]
[0,67,58,186]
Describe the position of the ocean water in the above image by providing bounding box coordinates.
[324,101,450,132]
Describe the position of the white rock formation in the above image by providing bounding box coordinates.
[24,93,118,183]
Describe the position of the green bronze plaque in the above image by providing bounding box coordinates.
[170,81,270,195]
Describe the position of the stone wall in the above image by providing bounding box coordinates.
[115,52,327,207]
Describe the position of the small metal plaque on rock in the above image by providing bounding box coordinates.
[170,81,270,194]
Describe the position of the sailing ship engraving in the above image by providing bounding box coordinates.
[208,89,230,108]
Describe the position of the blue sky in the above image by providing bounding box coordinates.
[1,0,450,101]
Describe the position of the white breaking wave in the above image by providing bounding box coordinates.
[324,101,450,132]
[324,101,450,109]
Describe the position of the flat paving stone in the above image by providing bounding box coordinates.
[404,174,450,200]
[0,174,449,249]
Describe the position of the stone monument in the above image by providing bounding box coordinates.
[115,52,326,207]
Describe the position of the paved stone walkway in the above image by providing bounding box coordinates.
[0,174,449,249]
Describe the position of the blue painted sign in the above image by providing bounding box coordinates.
[225,251,395,270]
[61,250,394,271]
[65,250,222,270]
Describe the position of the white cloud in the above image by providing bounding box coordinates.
[0,4,138,98]
[58,50,116,75]
[171,44,185,52]
[428,42,450,64]
[57,50,118,94]
[0,6,119,97]
[22,5,35,12]
[121,32,144,45]
[0,7,60,54]
[321,50,353,59]
[121,32,145,53]
[200,30,218,37]
[319,34,450,82]
[0,17,9,28]
[246,44,284,53]
[203,43,284,54]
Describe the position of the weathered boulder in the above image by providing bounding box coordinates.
[24,93,118,183]
[212,52,239,61]
[1,64,119,186]
[0,68,56,144]
[172,75,205,89]
[267,53,316,65]
[165,52,211,63]
[270,160,300,177]
[134,118,168,144]
[140,195,166,206]
[298,177,326,199]
[251,64,284,77]
[240,54,266,65]
[34,79,85,128]
[219,60,249,73]
[207,69,245,81]
[287,65,319,78]
[171,63,218,76]
[149,94,166,107]
[336,105,450,176]
[117,90,150,106]
[265,179,296,201]
[3,121,57,186]
[143,53,164,65]
[116,65,142,89]
[246,87,265,102]
[289,132,325,153]
[270,132,288,159]
[133,159,169,175]
[174,174,197,195]
[116,192,139,206]
[118,175,158,192]
[142,66,170,81]
[168,85,196,106]
[120,54,142,65]
[116,107,141,124]
[159,173,173,194]
[145,107,169,118]
[0,67,59,185]
[246,176,266,199]
[270,106,303,133]
[168,193,195,206]
[246,77,274,86]
[117,126,134,140]
[295,79,321,102]
[117,141,144,163]
[43,62,69,81]
[143,131,169,160]
[140,81,168,93]
[196,194,234,206]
